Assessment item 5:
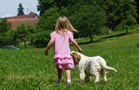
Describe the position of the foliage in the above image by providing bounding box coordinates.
[0,19,36,47]
[37,7,60,32]
[15,24,36,48]
[37,0,54,15]
[5,29,18,45]
[17,3,25,16]
[0,18,36,48]
[0,18,11,33]
[33,31,51,48]
[70,2,106,42]
[105,0,138,32]
[0,29,18,47]
[135,0,139,23]
[0,18,13,46]
[37,0,74,15]
[16,23,27,48]
[27,25,35,44]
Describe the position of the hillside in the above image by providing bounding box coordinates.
[74,31,139,49]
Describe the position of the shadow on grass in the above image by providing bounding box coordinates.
[101,33,126,39]
[136,43,139,48]
[77,40,102,45]
[75,33,127,46]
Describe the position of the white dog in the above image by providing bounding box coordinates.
[71,51,117,83]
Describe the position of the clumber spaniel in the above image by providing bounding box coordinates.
[71,51,117,83]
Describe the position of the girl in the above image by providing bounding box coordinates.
[45,16,82,84]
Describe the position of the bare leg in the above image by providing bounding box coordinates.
[58,69,62,79]
[65,69,71,81]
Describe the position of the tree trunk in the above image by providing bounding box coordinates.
[126,27,128,34]
[24,40,26,48]
[90,35,93,42]
[31,38,33,44]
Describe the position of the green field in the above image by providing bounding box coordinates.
[0,31,139,89]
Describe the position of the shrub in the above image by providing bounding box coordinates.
[33,31,51,48]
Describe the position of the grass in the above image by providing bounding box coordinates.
[0,29,139,89]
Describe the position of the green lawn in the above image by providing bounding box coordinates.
[0,31,139,89]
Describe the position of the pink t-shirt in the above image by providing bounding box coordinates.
[51,31,73,55]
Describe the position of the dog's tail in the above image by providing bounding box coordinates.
[99,58,117,72]
[102,65,117,72]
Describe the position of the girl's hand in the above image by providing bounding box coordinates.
[44,39,54,56]
[45,50,48,56]
[78,48,82,52]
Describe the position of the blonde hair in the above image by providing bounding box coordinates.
[55,16,78,34]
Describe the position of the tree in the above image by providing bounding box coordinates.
[37,7,60,31]
[118,0,138,33]
[37,0,54,15]
[135,0,139,23]
[0,18,12,46]
[37,0,74,15]
[27,25,35,43]
[16,23,27,48]
[0,28,18,46]
[4,29,18,46]
[0,18,11,33]
[17,3,24,16]
[33,31,51,47]
[70,0,106,42]
[105,0,138,32]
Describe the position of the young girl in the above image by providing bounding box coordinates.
[45,16,82,84]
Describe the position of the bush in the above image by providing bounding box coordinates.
[33,31,52,48]
[0,30,19,47]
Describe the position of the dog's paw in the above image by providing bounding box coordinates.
[94,80,99,83]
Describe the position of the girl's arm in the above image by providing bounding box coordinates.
[44,39,54,55]
[70,38,82,52]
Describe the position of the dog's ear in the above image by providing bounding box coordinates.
[71,52,81,64]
